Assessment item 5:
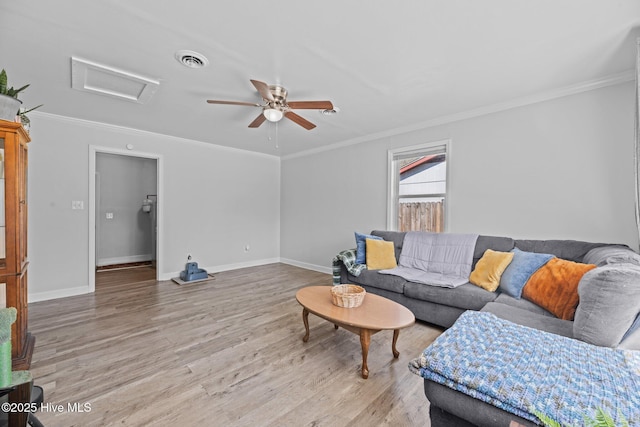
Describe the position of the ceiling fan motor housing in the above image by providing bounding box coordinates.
[268,85,288,108]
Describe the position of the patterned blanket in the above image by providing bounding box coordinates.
[332,248,366,285]
[409,311,640,426]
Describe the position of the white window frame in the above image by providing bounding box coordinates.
[387,139,451,231]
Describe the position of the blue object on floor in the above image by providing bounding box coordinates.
[179,261,208,282]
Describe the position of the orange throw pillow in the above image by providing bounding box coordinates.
[522,258,596,320]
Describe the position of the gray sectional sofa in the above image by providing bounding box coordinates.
[336,230,640,427]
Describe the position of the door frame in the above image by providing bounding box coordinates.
[88,146,163,292]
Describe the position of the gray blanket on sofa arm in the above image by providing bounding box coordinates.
[380,231,479,288]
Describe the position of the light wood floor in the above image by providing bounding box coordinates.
[27,264,443,426]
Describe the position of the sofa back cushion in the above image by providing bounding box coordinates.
[582,245,640,267]
[573,265,640,347]
[514,239,611,263]
[473,236,515,268]
[371,230,406,261]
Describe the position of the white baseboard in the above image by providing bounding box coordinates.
[97,254,152,267]
[30,258,330,302]
[159,257,282,281]
[279,258,332,275]
[29,285,91,303]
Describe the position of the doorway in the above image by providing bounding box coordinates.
[88,146,163,293]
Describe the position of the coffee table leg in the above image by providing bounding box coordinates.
[302,308,310,342]
[392,329,400,358]
[359,329,371,379]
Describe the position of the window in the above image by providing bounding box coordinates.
[387,140,449,232]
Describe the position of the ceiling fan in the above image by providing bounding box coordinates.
[207,79,333,130]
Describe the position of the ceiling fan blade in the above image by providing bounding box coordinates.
[207,100,262,107]
[250,79,275,102]
[248,113,267,128]
[287,101,334,110]
[284,111,316,130]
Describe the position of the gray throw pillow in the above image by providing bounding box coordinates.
[582,246,640,267]
[574,265,640,347]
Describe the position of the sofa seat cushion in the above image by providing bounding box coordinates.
[404,281,497,311]
[346,269,407,294]
[493,293,554,317]
[481,302,574,338]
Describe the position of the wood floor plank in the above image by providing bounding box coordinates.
[27,263,442,426]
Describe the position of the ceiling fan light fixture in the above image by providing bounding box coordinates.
[263,108,284,122]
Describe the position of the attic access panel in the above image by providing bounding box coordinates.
[71,57,159,104]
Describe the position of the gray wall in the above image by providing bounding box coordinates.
[25,80,638,300]
[280,82,638,271]
[96,153,157,266]
[27,116,280,301]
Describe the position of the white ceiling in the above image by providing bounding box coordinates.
[1,1,639,157]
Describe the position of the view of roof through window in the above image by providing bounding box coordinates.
[399,154,446,203]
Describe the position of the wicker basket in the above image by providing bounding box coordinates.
[331,284,366,308]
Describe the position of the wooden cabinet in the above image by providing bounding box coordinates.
[0,119,34,370]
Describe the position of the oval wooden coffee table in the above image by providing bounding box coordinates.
[295,286,415,379]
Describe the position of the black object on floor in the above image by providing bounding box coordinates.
[28,385,44,427]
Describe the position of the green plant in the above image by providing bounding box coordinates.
[0,69,29,99]
[18,104,43,126]
[583,409,629,427]
[535,411,562,427]
[534,408,629,427]
[0,69,43,124]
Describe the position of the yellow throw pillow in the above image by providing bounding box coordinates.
[365,238,397,270]
[470,249,514,291]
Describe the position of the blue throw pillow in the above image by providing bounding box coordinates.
[499,248,554,299]
[355,232,382,264]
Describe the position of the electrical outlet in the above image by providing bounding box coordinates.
[105,212,114,219]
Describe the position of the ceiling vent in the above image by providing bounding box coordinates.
[175,50,209,69]
[71,57,160,104]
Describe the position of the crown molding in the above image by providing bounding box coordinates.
[30,111,280,161]
[28,68,634,163]
[282,69,635,161]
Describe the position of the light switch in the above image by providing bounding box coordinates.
[71,201,84,210]
[106,212,114,219]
